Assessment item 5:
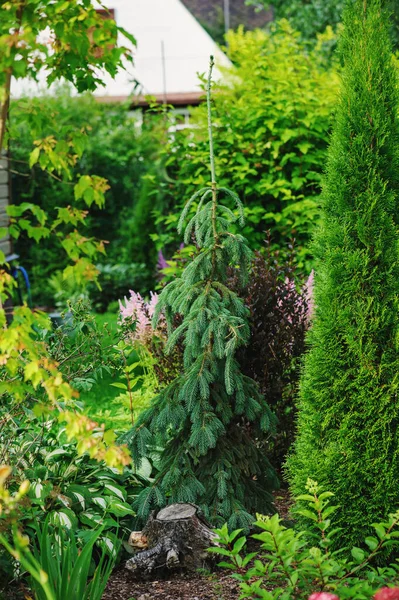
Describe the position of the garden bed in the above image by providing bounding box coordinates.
[103,490,292,600]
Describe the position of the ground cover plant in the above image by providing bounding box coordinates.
[124,58,279,529]
[288,0,399,549]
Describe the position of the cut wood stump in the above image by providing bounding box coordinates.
[125,503,219,578]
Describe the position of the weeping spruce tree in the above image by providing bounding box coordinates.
[289,0,399,547]
[127,59,278,529]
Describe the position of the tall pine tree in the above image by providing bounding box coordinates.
[288,0,399,547]
[124,58,278,529]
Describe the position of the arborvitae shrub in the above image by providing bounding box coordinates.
[229,244,308,474]
[123,59,278,529]
[288,0,399,549]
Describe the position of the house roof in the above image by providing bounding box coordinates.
[181,0,273,36]
[11,0,231,106]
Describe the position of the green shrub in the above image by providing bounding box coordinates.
[0,302,151,588]
[288,0,399,549]
[211,479,399,600]
[9,92,164,306]
[157,21,339,271]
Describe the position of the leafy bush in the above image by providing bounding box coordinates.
[230,244,309,472]
[211,479,399,600]
[0,417,150,589]
[288,0,399,549]
[9,93,164,306]
[23,436,139,550]
[157,21,339,271]
[0,302,143,587]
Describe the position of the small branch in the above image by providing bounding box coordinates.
[0,3,25,152]
[0,70,12,153]
[121,350,134,426]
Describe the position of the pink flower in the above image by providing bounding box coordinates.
[374,588,399,600]
[119,291,150,342]
[308,594,340,600]
[119,290,165,345]
[305,269,314,321]
[147,292,159,319]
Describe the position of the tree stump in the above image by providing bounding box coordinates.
[125,503,219,578]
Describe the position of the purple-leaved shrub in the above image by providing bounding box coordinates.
[229,244,309,472]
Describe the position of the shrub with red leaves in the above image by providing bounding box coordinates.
[374,588,399,600]
[230,242,309,473]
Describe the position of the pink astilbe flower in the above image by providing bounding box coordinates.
[308,593,340,600]
[374,588,399,600]
[305,269,315,321]
[119,291,150,343]
[147,291,160,320]
[119,290,164,345]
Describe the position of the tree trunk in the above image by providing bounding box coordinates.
[125,503,218,578]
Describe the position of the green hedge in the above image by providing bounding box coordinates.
[288,0,399,550]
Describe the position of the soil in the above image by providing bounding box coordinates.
[103,489,293,600]
[102,569,241,600]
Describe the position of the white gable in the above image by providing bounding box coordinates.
[11,0,231,99]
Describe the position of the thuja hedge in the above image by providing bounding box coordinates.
[288,0,399,549]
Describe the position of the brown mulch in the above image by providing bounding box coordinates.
[103,490,293,600]
[102,570,241,600]
[273,487,293,522]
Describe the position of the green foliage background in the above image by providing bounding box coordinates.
[9,21,339,313]
[9,93,162,307]
[157,22,339,271]
[249,0,399,46]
